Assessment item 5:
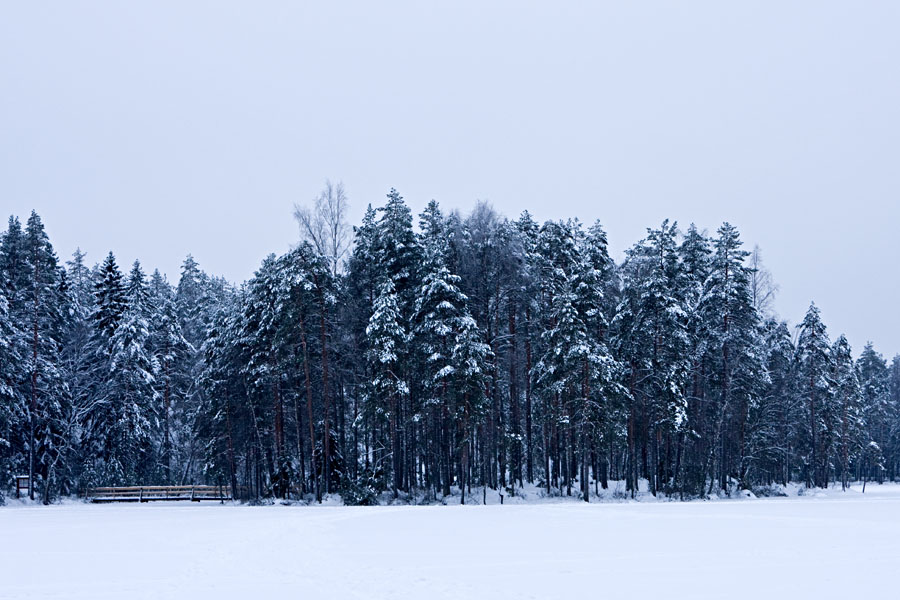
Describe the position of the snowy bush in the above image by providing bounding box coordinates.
[342,474,379,506]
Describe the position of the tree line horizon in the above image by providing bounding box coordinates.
[1,185,898,504]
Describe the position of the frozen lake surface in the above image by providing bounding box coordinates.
[2,483,898,599]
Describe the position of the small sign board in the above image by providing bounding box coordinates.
[15,475,29,499]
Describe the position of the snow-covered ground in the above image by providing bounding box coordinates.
[2,484,898,599]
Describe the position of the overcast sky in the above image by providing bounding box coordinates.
[2,1,898,357]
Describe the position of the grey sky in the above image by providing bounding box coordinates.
[2,1,898,357]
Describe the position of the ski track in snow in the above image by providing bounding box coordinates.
[2,483,898,599]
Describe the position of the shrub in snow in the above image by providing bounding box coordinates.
[341,475,379,506]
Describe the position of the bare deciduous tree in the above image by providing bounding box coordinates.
[749,244,779,317]
[294,180,350,275]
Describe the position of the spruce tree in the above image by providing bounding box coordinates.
[447,305,490,505]
[176,255,209,350]
[374,189,420,313]
[366,280,408,497]
[832,335,866,490]
[698,223,763,492]
[0,283,21,498]
[533,220,591,496]
[196,295,244,496]
[616,221,690,496]
[150,293,193,483]
[3,202,899,503]
[515,211,541,484]
[678,224,713,494]
[278,244,329,501]
[104,261,157,482]
[796,303,834,488]
[757,318,798,487]
[83,252,127,484]
[857,342,891,483]
[0,218,27,494]
[242,254,289,497]
[93,252,127,338]
[22,212,66,502]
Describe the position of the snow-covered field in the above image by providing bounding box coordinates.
[2,484,899,600]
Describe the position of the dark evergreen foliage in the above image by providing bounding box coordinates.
[2,203,898,502]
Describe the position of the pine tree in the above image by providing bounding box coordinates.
[57,250,98,492]
[756,318,798,487]
[176,255,209,349]
[857,342,891,483]
[277,244,330,501]
[3,201,899,504]
[22,212,67,502]
[574,221,621,494]
[366,280,408,497]
[357,189,419,497]
[0,218,27,495]
[796,303,833,488]
[446,306,491,505]
[832,335,866,490]
[345,204,380,333]
[61,249,95,375]
[533,220,601,497]
[413,205,492,503]
[93,252,127,338]
[340,204,383,492]
[83,252,128,484]
[413,262,465,498]
[889,356,900,480]
[50,250,95,495]
[375,189,420,313]
[678,224,713,495]
[515,211,541,484]
[103,261,157,482]
[698,223,763,493]
[242,254,289,497]
[196,294,244,496]
[615,221,690,496]
[173,255,220,485]
[0,217,28,298]
[150,278,193,483]
[0,283,21,499]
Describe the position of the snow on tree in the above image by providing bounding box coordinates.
[698,222,764,492]
[101,261,158,482]
[832,335,867,490]
[613,221,690,495]
[366,279,407,497]
[2,204,898,503]
[17,212,68,502]
[857,342,891,483]
[796,302,834,488]
[149,287,193,483]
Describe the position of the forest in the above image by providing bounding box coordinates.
[1,187,898,504]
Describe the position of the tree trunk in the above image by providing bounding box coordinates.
[225,391,238,497]
[524,305,534,484]
[163,343,171,483]
[390,391,400,498]
[299,313,319,502]
[508,304,522,487]
[318,284,332,495]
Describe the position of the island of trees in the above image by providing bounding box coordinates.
[1,186,898,504]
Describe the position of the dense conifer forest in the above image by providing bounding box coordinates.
[1,188,898,504]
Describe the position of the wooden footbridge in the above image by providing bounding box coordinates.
[85,485,233,503]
